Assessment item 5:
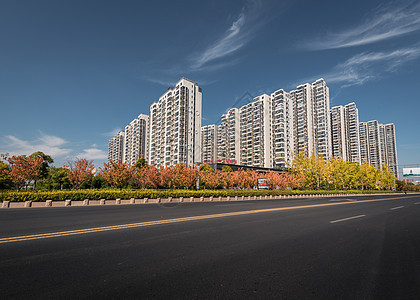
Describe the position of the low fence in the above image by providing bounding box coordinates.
[0,192,398,209]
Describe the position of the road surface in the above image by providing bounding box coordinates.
[1,194,419,299]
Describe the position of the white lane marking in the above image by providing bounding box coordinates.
[415,202,420,205]
[390,206,404,210]
[330,215,366,223]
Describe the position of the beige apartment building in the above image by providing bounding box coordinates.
[201,124,218,164]
[239,94,273,168]
[148,78,202,167]
[108,130,125,163]
[218,108,240,164]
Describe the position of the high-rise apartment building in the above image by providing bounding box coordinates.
[218,108,240,164]
[312,79,332,158]
[290,83,314,157]
[359,120,398,176]
[330,102,361,163]
[359,122,369,164]
[344,103,361,163]
[330,105,347,160]
[271,89,294,169]
[239,94,272,168]
[123,114,149,165]
[148,78,202,167]
[289,79,331,158]
[384,123,398,176]
[108,131,125,163]
[366,120,382,168]
[201,125,218,164]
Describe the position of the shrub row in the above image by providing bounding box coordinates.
[0,189,397,202]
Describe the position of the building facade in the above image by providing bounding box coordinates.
[330,102,361,163]
[358,120,398,176]
[239,94,272,168]
[312,79,332,158]
[123,114,149,165]
[290,83,314,157]
[108,131,125,163]
[344,103,361,163]
[218,108,240,164]
[330,105,347,160]
[148,78,202,167]
[384,123,398,176]
[271,89,294,169]
[201,124,218,164]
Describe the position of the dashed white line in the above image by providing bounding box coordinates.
[330,215,366,224]
[415,202,420,205]
[390,206,404,210]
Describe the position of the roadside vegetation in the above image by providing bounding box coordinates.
[0,151,409,202]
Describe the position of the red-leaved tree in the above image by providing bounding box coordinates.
[200,169,223,189]
[172,164,198,189]
[0,153,44,191]
[101,161,135,189]
[65,158,95,189]
[136,164,159,189]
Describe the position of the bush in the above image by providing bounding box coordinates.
[0,188,397,202]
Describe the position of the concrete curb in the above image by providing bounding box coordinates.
[0,193,410,209]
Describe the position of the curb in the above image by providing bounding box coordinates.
[0,192,407,209]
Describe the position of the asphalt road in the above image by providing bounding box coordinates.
[1,194,419,299]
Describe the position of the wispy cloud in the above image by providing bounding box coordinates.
[190,1,266,71]
[297,45,420,88]
[304,1,420,50]
[326,46,420,86]
[0,133,72,158]
[103,128,123,137]
[190,12,247,70]
[76,148,108,160]
[143,0,265,86]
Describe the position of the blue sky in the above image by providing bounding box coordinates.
[1,0,420,172]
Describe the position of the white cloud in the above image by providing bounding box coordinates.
[103,128,123,137]
[190,12,247,70]
[76,148,108,160]
[142,1,268,85]
[298,45,420,88]
[328,46,420,86]
[304,1,420,50]
[189,0,264,71]
[0,133,72,158]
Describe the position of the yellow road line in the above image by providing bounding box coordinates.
[0,195,416,244]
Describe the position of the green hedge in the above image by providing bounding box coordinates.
[0,189,397,202]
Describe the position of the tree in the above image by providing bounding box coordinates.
[222,165,233,173]
[0,153,44,191]
[199,163,212,174]
[64,158,95,190]
[201,169,223,189]
[137,165,159,189]
[290,152,315,188]
[91,175,109,189]
[30,151,54,189]
[0,161,13,190]
[377,165,395,190]
[171,164,198,189]
[100,161,134,189]
[358,162,377,190]
[49,167,70,190]
[158,166,175,189]
[135,157,147,169]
